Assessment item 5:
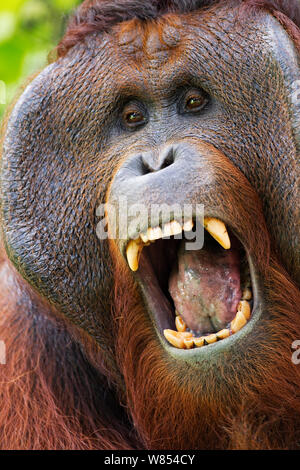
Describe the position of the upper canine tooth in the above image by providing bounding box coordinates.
[183,219,194,232]
[126,239,143,272]
[147,226,163,241]
[162,220,183,238]
[203,217,231,250]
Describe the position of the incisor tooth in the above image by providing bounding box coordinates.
[164,329,185,349]
[162,220,182,237]
[147,226,163,241]
[183,219,194,232]
[140,232,149,243]
[203,217,231,249]
[237,300,251,320]
[231,311,247,333]
[126,239,143,272]
[175,315,187,332]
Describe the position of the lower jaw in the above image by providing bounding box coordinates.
[164,301,261,362]
[136,244,261,361]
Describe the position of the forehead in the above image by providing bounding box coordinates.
[48,2,296,131]
[85,3,271,97]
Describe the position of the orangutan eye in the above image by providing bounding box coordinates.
[122,105,147,129]
[183,90,209,113]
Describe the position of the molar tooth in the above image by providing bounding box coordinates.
[237,300,251,320]
[147,226,163,241]
[183,219,194,232]
[242,288,252,301]
[231,311,247,333]
[126,239,143,272]
[164,329,185,349]
[203,217,231,250]
[204,334,217,344]
[162,220,183,238]
[216,329,230,340]
[175,315,187,332]
[194,337,205,348]
[183,338,194,349]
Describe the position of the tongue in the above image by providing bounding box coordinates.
[168,240,241,334]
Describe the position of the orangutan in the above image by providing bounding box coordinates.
[0,0,299,449]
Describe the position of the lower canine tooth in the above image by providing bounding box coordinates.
[177,331,193,338]
[231,311,247,333]
[175,315,187,332]
[237,300,251,320]
[204,217,231,250]
[164,329,185,349]
[126,239,143,272]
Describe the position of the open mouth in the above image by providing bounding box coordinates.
[125,218,253,351]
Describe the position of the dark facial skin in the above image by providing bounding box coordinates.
[2,5,298,308]
[1,3,299,445]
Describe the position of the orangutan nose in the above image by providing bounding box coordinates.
[141,145,175,173]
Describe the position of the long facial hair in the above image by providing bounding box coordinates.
[111,225,300,450]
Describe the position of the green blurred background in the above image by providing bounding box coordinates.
[0,0,81,119]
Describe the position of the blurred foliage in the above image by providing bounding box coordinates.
[0,0,81,118]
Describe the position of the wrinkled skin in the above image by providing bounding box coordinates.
[0,1,299,450]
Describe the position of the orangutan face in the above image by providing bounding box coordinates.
[1,1,299,449]
[105,5,299,364]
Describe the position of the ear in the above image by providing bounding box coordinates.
[264,14,300,150]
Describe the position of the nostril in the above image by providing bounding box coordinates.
[160,147,175,169]
[141,146,175,174]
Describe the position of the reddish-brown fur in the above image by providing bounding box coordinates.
[111,152,300,449]
[0,150,299,449]
[0,251,138,449]
[57,0,300,57]
[0,0,299,450]
[114,257,300,449]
